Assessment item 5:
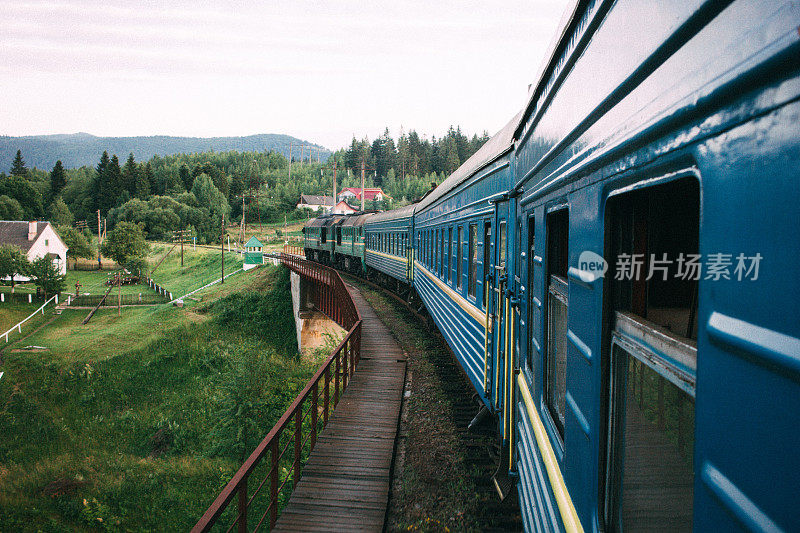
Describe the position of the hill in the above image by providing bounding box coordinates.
[0,132,331,170]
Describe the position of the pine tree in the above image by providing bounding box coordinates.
[106,155,122,208]
[144,162,156,196]
[10,150,28,178]
[121,153,139,197]
[50,160,67,196]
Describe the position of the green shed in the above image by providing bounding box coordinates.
[244,236,264,267]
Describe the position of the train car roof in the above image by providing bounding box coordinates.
[341,213,375,227]
[416,111,522,212]
[513,0,583,141]
[365,203,418,225]
[305,215,345,228]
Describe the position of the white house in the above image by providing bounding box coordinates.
[0,221,69,276]
[297,195,334,212]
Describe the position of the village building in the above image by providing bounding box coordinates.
[330,201,358,215]
[337,187,389,203]
[0,221,68,277]
[296,195,334,212]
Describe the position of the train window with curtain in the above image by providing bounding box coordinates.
[603,177,699,532]
[545,208,569,437]
[468,223,478,298]
[527,216,536,371]
[499,221,507,268]
[457,226,463,290]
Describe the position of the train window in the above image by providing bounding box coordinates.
[321,227,327,244]
[429,230,434,268]
[440,229,446,279]
[499,221,507,268]
[603,177,699,532]
[457,226,463,290]
[526,217,535,370]
[448,227,453,285]
[545,209,569,437]
[468,223,478,298]
[434,229,439,273]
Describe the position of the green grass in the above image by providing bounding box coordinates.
[65,270,146,297]
[148,242,242,298]
[0,265,314,531]
[0,301,39,328]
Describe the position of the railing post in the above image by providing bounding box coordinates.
[294,406,302,489]
[311,382,318,448]
[324,366,330,426]
[342,341,348,391]
[270,439,279,528]
[237,474,248,533]
[334,349,340,406]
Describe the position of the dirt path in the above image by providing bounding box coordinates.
[349,279,521,532]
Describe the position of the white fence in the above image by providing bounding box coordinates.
[2,294,58,343]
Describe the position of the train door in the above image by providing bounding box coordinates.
[492,202,510,423]
[483,221,494,398]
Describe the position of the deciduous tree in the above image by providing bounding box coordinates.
[30,256,66,299]
[100,221,149,267]
[0,244,30,293]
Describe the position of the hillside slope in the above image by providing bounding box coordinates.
[0,132,331,170]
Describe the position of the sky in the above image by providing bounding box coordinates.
[1,0,570,151]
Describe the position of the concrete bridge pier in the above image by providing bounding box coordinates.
[290,271,345,353]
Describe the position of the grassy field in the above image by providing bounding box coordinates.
[0,300,45,335]
[0,264,318,531]
[147,242,244,298]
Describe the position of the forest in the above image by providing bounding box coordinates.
[0,125,490,244]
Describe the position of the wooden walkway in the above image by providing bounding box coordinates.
[273,284,406,532]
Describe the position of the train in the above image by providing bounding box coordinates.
[303,1,800,531]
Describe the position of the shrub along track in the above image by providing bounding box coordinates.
[344,275,521,532]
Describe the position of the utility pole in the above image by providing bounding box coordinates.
[221,214,225,284]
[240,194,246,245]
[361,159,365,211]
[96,209,103,269]
[288,142,292,180]
[332,161,337,212]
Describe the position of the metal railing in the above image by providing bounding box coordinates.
[193,253,361,533]
[282,244,304,257]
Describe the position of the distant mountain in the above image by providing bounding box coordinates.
[0,133,331,170]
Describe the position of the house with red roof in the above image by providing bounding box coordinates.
[337,188,389,202]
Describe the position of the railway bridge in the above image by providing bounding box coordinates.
[193,250,408,532]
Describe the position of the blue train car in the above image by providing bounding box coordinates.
[300,1,800,530]
[363,204,416,284]
[412,114,519,410]
[509,1,800,531]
